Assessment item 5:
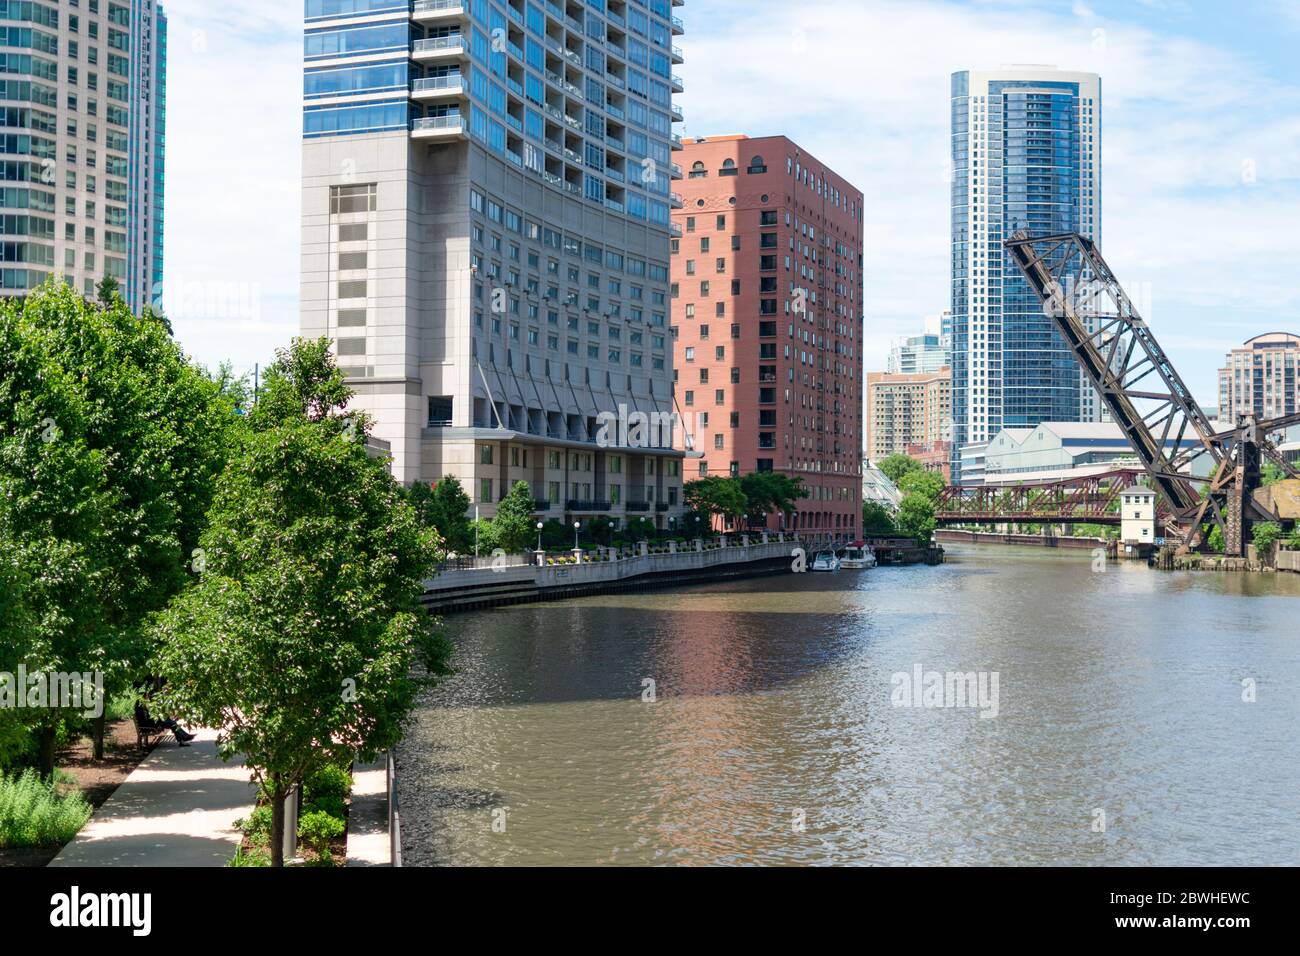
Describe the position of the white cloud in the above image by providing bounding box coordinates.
[159,0,1300,403]
[1269,0,1300,29]
[161,1,303,374]
[679,0,1300,399]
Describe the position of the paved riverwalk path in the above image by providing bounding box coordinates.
[49,728,257,867]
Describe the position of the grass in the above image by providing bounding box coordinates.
[105,691,137,722]
[0,769,93,848]
[229,845,271,867]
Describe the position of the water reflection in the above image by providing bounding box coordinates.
[399,545,1300,865]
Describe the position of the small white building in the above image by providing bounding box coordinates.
[1120,486,1158,554]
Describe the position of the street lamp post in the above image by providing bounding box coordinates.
[536,520,544,553]
[573,520,581,550]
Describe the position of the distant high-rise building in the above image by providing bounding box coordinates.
[671,134,865,538]
[949,66,1102,482]
[300,0,688,531]
[1218,333,1300,425]
[0,0,168,313]
[866,367,951,462]
[887,330,949,375]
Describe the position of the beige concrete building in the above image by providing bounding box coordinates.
[866,367,951,461]
[1218,333,1300,426]
[299,0,689,531]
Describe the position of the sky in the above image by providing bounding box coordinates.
[161,0,1300,406]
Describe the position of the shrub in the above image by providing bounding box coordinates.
[298,810,346,858]
[235,804,273,847]
[1253,522,1283,562]
[0,769,93,848]
[230,845,270,867]
[106,691,137,722]
[304,764,351,819]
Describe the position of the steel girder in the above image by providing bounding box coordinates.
[934,468,1165,526]
[1004,232,1298,556]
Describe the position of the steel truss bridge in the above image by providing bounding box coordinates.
[935,468,1173,527]
[940,232,1300,557]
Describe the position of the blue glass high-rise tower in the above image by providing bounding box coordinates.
[0,0,166,313]
[300,0,689,530]
[949,66,1101,483]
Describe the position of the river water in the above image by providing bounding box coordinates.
[397,544,1300,866]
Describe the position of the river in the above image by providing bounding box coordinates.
[397,544,1300,866]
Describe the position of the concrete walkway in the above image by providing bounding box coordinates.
[50,728,258,868]
[345,758,392,867]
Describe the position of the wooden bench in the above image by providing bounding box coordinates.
[132,714,169,751]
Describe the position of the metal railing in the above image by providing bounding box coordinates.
[413,0,464,12]
[412,75,463,93]
[387,751,402,868]
[412,35,464,54]
[412,114,464,132]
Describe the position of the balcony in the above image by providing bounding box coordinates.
[656,502,670,513]
[533,499,553,512]
[669,161,683,179]
[670,104,683,122]
[671,74,684,93]
[670,132,682,151]
[412,0,468,25]
[670,44,684,64]
[567,499,612,512]
[626,501,651,513]
[669,191,683,208]
[668,222,682,237]
[412,35,467,61]
[411,74,465,101]
[411,114,467,140]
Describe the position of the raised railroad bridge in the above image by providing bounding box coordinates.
[934,468,1174,528]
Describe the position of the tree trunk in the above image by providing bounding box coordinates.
[92,713,106,761]
[270,778,286,868]
[37,724,57,780]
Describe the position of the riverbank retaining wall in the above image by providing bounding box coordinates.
[936,530,1106,551]
[422,538,801,613]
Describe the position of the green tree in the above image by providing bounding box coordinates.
[492,481,539,553]
[861,501,895,536]
[624,516,656,541]
[540,519,569,551]
[0,280,238,773]
[1206,524,1226,554]
[151,339,446,867]
[740,471,807,527]
[877,454,922,485]
[248,337,353,429]
[408,476,472,554]
[896,493,937,546]
[95,274,120,309]
[897,469,945,503]
[1252,522,1283,562]
[470,517,499,555]
[684,476,748,529]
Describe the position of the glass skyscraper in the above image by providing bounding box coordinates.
[949,66,1101,483]
[301,0,688,528]
[0,0,167,313]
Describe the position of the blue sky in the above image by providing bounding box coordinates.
[161,0,1300,407]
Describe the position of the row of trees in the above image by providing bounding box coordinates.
[683,472,809,531]
[1,280,450,865]
[866,454,943,545]
[405,469,816,560]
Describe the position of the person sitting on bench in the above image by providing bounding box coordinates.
[134,693,195,747]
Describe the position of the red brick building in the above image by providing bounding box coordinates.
[671,135,864,538]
